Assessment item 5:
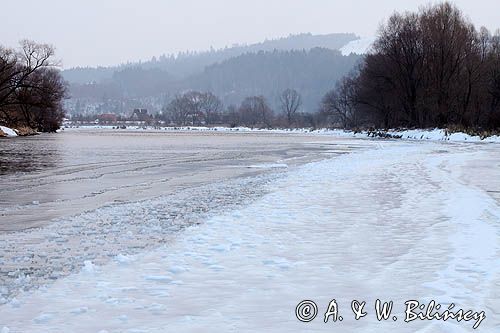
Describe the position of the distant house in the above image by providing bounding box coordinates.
[97,113,118,124]
[131,109,150,121]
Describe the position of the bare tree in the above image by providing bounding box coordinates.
[486,31,500,128]
[279,88,302,126]
[15,68,67,131]
[164,91,223,126]
[339,1,500,130]
[164,94,191,125]
[0,40,56,110]
[0,40,66,131]
[183,91,204,125]
[224,104,240,127]
[199,92,223,125]
[419,2,479,126]
[321,74,360,128]
[239,96,273,127]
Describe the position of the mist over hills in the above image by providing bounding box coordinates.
[185,48,362,112]
[63,33,357,83]
[64,33,364,116]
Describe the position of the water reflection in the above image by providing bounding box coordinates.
[0,135,60,175]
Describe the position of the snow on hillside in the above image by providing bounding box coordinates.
[340,37,375,55]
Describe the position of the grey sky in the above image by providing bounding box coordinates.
[1,0,498,68]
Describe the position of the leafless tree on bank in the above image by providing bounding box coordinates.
[279,88,301,126]
[323,2,500,130]
[0,40,66,131]
[239,96,273,127]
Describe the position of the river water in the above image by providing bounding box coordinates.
[0,128,371,300]
[0,128,369,232]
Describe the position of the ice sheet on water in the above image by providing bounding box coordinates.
[0,172,281,301]
[1,142,498,332]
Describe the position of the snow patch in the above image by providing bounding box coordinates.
[0,126,17,137]
[340,37,375,55]
[144,275,173,283]
[246,163,288,169]
[114,254,133,265]
[69,307,88,315]
[167,265,187,274]
[82,260,96,274]
[33,313,53,324]
[384,128,500,143]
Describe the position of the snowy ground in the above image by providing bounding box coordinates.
[64,125,500,143]
[1,140,499,332]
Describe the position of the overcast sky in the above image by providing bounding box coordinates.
[1,0,498,68]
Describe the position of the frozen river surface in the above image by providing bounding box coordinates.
[0,129,364,231]
[0,129,499,332]
[0,129,368,300]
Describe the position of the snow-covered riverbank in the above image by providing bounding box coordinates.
[1,140,498,332]
[64,125,500,143]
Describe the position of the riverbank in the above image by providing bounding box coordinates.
[63,125,500,143]
[4,123,499,143]
[0,126,38,137]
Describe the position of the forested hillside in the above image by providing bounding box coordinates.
[66,33,363,117]
[184,48,361,111]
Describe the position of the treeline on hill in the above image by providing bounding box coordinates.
[0,41,67,132]
[321,2,500,131]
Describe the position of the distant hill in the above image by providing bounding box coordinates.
[183,48,362,112]
[62,67,117,85]
[68,48,362,115]
[62,33,358,84]
[64,33,365,116]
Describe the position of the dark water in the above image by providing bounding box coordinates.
[0,135,60,174]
